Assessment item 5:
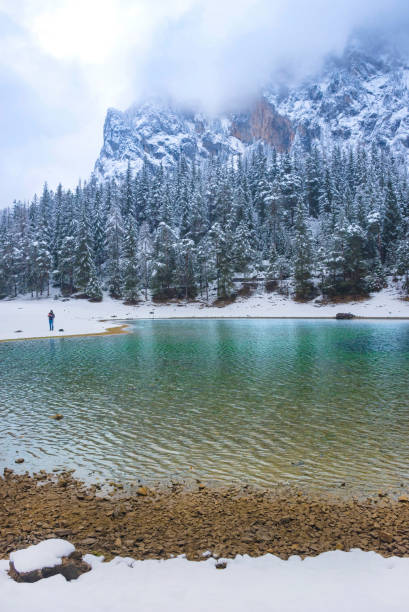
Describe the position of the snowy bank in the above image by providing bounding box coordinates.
[0,541,408,612]
[1,284,409,342]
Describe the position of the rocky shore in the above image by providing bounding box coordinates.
[1,469,409,562]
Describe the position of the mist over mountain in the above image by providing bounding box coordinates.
[95,29,409,180]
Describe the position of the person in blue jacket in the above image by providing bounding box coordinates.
[48,309,55,331]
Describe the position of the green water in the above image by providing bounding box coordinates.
[2,319,409,493]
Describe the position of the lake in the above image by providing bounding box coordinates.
[2,319,409,493]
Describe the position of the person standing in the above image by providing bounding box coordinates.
[48,309,55,331]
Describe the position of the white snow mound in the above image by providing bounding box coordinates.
[9,539,75,573]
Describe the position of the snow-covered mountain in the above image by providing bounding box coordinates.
[94,32,409,179]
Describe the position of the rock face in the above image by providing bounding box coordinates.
[230,99,294,152]
[94,32,409,180]
[94,102,245,178]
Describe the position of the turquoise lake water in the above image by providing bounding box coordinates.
[2,319,409,493]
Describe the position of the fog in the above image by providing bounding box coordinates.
[0,0,408,203]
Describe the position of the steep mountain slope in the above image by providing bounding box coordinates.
[94,103,246,178]
[94,33,409,179]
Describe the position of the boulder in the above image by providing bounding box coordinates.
[335,313,355,319]
[9,542,91,583]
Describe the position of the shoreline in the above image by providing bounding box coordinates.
[0,324,130,344]
[1,317,409,344]
[2,470,409,562]
[1,286,409,342]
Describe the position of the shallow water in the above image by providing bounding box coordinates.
[2,319,409,493]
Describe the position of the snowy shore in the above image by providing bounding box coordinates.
[1,285,409,342]
[1,541,409,612]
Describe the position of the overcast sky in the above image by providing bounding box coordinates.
[0,0,408,205]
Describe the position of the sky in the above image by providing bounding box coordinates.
[0,0,408,206]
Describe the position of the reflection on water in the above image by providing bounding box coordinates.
[2,319,409,493]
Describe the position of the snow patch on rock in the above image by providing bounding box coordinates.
[10,540,75,573]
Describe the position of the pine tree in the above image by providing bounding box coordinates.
[293,202,314,300]
[196,234,215,300]
[209,222,234,299]
[122,215,139,304]
[175,238,196,299]
[105,201,123,298]
[59,236,76,294]
[150,222,177,299]
[86,265,103,301]
[74,208,94,293]
[397,239,409,294]
[381,179,402,264]
[232,221,255,275]
[343,223,367,293]
[138,221,152,300]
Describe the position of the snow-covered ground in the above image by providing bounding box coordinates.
[1,285,409,342]
[0,540,408,612]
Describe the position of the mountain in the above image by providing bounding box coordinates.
[94,32,409,179]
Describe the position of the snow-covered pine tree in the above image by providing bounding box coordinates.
[293,202,314,300]
[381,178,402,264]
[397,239,409,294]
[122,214,139,304]
[150,222,177,299]
[105,201,124,298]
[74,207,95,294]
[208,222,234,299]
[86,264,103,301]
[137,221,152,300]
[175,237,197,299]
[232,221,256,276]
[59,235,76,295]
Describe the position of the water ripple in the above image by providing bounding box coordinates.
[2,319,409,492]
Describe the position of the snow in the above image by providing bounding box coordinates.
[1,285,408,342]
[10,540,75,573]
[1,544,409,612]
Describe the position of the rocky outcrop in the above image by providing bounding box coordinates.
[230,99,294,152]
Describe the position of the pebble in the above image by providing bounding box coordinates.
[215,561,227,569]
[379,531,393,543]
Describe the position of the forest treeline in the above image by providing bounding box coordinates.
[1,144,409,303]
